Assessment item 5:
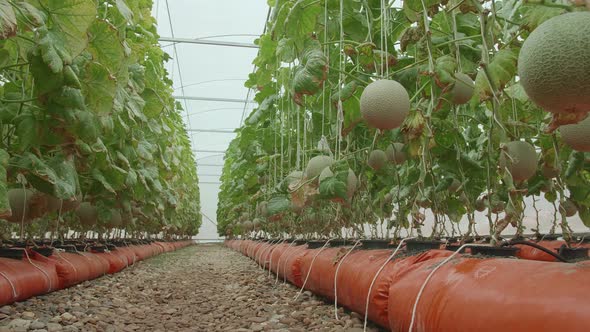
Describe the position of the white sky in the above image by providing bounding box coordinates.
[153,1,269,239]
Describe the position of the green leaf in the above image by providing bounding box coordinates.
[276,38,296,62]
[474,49,518,101]
[267,195,291,216]
[115,0,134,22]
[285,0,321,39]
[319,177,348,200]
[0,0,17,39]
[579,206,590,228]
[519,3,566,30]
[92,168,115,193]
[36,0,96,58]
[80,61,117,113]
[87,20,125,74]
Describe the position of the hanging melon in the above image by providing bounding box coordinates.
[368,150,387,170]
[305,155,334,180]
[560,200,578,217]
[385,143,406,164]
[76,202,98,226]
[499,141,537,182]
[518,12,590,114]
[560,116,590,152]
[5,189,33,223]
[347,169,358,198]
[360,80,410,130]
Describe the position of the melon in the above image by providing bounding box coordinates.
[360,80,410,130]
[285,170,304,186]
[76,202,98,226]
[6,188,33,223]
[252,218,261,229]
[368,149,387,171]
[242,220,253,231]
[305,156,334,179]
[61,193,82,212]
[110,209,123,227]
[347,169,358,198]
[45,195,62,213]
[475,198,486,212]
[560,200,578,217]
[517,12,590,114]
[560,115,590,152]
[318,167,334,184]
[541,164,560,178]
[499,141,537,182]
[451,73,474,105]
[385,143,406,165]
[448,179,461,193]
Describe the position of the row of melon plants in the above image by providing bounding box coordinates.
[217,0,590,249]
[0,0,201,243]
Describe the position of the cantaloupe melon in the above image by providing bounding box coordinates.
[286,170,304,186]
[368,149,387,170]
[76,202,98,226]
[108,209,123,228]
[560,200,578,217]
[499,141,537,182]
[360,80,410,130]
[6,188,33,223]
[475,198,486,212]
[385,143,406,164]
[305,156,334,179]
[451,73,474,105]
[518,12,590,114]
[560,115,590,152]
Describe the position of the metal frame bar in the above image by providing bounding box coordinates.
[159,37,258,49]
[187,129,235,133]
[173,95,255,103]
[193,149,226,153]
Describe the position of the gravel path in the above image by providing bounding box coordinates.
[0,244,384,332]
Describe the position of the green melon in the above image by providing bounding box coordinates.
[76,202,98,226]
[45,195,62,213]
[518,12,590,114]
[368,149,387,171]
[560,200,578,217]
[286,170,304,186]
[305,156,334,180]
[499,141,538,182]
[475,198,486,212]
[560,115,590,152]
[108,209,122,228]
[242,220,253,231]
[448,179,461,193]
[6,188,33,223]
[360,80,410,130]
[451,73,474,105]
[318,167,334,184]
[385,143,406,165]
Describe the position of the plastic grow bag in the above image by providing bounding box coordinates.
[0,255,60,305]
[387,255,590,332]
[93,251,127,274]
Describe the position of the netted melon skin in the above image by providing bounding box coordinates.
[518,12,590,114]
[360,80,410,130]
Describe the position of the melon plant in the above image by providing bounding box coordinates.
[368,150,387,171]
[385,143,406,165]
[499,141,538,182]
[360,80,410,130]
[560,116,590,152]
[518,12,590,114]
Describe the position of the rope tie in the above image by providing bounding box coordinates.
[294,239,333,300]
[334,240,362,319]
[0,270,18,300]
[20,249,53,293]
